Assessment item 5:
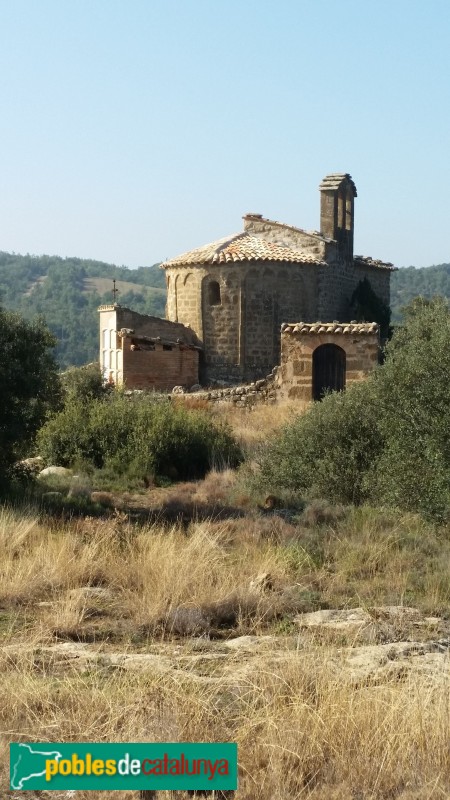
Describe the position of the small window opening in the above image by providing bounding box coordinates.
[163,344,173,351]
[345,193,353,231]
[338,194,345,229]
[208,280,221,306]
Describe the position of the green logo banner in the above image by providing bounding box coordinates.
[10,742,237,791]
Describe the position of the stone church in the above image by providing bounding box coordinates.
[99,173,394,401]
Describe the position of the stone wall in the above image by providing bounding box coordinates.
[105,305,200,346]
[164,261,319,383]
[243,215,326,257]
[277,322,380,404]
[181,370,278,408]
[316,259,391,322]
[164,230,390,385]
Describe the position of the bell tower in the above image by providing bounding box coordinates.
[319,173,357,260]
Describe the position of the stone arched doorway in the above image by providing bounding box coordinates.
[312,343,346,400]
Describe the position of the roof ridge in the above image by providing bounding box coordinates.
[215,231,248,254]
[243,214,325,240]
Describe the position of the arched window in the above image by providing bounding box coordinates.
[208,280,221,306]
[313,344,346,401]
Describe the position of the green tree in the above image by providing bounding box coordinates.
[253,298,450,519]
[371,297,450,518]
[0,309,61,489]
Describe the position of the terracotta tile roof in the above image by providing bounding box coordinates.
[281,321,379,335]
[354,255,396,271]
[162,233,326,268]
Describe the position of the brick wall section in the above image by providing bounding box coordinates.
[277,325,380,404]
[98,305,200,389]
[122,342,199,391]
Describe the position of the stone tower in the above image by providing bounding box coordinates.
[319,173,357,261]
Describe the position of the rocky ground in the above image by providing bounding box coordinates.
[3,606,449,687]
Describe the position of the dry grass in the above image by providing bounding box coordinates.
[0,502,449,644]
[0,501,449,797]
[0,647,449,798]
[214,402,300,453]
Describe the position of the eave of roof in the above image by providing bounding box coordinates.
[162,232,327,268]
[354,255,396,271]
[281,321,379,335]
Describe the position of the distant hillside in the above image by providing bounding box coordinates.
[391,263,450,320]
[0,252,166,368]
[0,251,449,367]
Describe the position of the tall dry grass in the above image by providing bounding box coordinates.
[0,503,449,644]
[1,503,449,797]
[0,647,449,798]
[214,402,300,454]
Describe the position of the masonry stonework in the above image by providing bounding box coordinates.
[162,173,394,384]
[277,322,380,406]
[100,172,394,401]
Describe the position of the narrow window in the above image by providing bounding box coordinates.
[345,194,352,231]
[338,194,345,229]
[208,280,221,305]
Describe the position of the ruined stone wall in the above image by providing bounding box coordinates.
[277,327,380,404]
[122,343,198,391]
[112,306,199,345]
[181,370,278,408]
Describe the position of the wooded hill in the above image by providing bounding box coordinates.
[1,251,449,368]
[0,252,165,368]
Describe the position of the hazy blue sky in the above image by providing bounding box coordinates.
[1,0,449,268]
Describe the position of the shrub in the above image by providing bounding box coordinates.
[253,298,450,519]
[253,378,382,505]
[61,363,106,403]
[37,392,243,484]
